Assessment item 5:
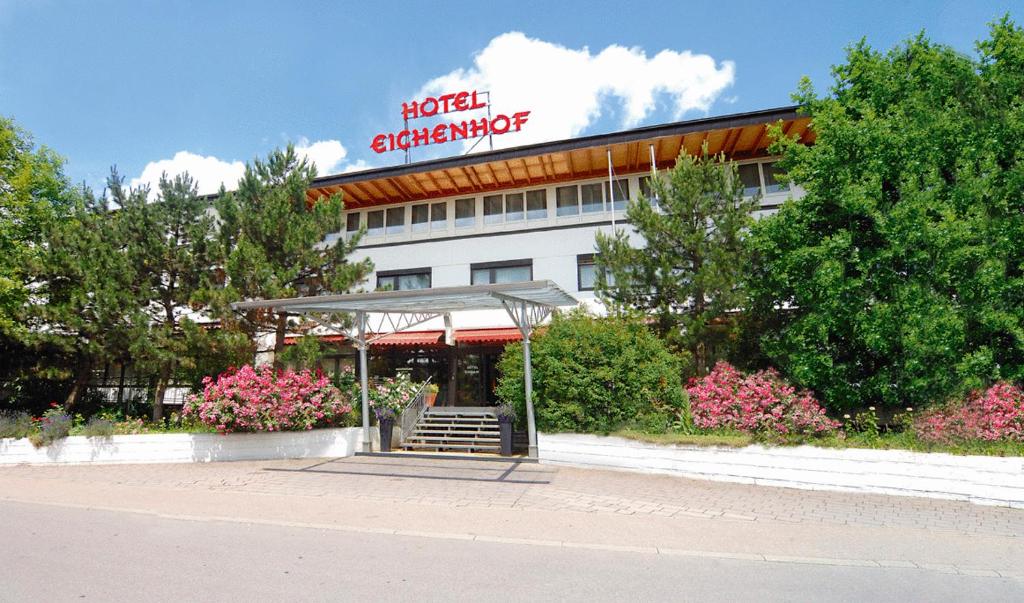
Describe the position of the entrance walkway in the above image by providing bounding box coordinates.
[2,456,1022,537]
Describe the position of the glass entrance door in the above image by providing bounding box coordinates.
[454,346,503,406]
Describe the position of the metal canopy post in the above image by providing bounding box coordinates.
[501,298,551,459]
[356,311,372,452]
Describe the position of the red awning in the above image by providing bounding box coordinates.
[286,327,521,347]
[371,330,444,347]
[455,328,522,345]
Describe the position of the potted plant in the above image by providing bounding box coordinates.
[494,403,515,456]
[424,383,439,407]
[369,373,418,452]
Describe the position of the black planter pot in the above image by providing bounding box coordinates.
[379,417,394,452]
[498,417,513,456]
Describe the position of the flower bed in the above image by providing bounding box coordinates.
[915,382,1024,443]
[686,362,839,436]
[183,364,354,433]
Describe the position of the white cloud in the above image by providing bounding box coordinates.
[415,32,735,150]
[129,151,245,196]
[129,138,358,196]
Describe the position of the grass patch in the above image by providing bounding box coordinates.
[612,428,1024,457]
[611,429,754,448]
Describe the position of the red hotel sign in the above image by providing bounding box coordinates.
[371,90,530,153]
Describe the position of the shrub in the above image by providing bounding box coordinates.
[914,382,1024,443]
[0,411,32,439]
[496,310,687,433]
[183,364,354,433]
[686,362,839,437]
[28,404,72,448]
[80,416,115,438]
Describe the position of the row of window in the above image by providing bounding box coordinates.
[376,256,601,293]
[346,161,788,239]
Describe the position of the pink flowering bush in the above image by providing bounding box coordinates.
[914,382,1024,443]
[686,362,839,436]
[183,364,353,433]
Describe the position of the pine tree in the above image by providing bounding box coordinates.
[211,145,372,361]
[114,171,220,420]
[595,147,757,374]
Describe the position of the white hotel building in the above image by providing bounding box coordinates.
[297,106,813,407]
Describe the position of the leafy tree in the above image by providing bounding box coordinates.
[744,18,1024,411]
[27,186,146,408]
[211,145,372,361]
[495,309,687,433]
[113,171,221,420]
[595,148,757,374]
[0,116,72,335]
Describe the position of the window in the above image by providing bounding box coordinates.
[411,204,429,233]
[386,207,405,235]
[367,210,384,236]
[483,195,504,225]
[431,201,448,230]
[556,185,579,217]
[526,189,547,220]
[377,268,431,291]
[580,183,603,214]
[505,193,524,222]
[762,161,789,194]
[455,198,476,228]
[604,179,629,212]
[639,175,659,206]
[346,212,361,234]
[737,164,762,197]
[577,254,597,291]
[471,259,533,285]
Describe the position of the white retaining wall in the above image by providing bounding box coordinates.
[0,427,365,465]
[538,433,1024,509]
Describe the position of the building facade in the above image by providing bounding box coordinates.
[298,106,813,406]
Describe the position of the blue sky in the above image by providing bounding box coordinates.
[1,0,1019,193]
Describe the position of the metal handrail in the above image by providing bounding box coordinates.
[398,377,432,444]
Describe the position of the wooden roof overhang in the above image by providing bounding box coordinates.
[308,106,813,208]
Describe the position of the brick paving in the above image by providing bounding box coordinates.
[2,455,1022,537]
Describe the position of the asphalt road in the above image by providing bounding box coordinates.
[1,500,1021,602]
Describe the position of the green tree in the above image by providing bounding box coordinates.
[211,145,372,361]
[113,171,221,420]
[744,18,1024,412]
[595,148,757,374]
[27,186,146,408]
[0,117,72,335]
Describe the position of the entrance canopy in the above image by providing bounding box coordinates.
[232,280,578,458]
[232,280,577,314]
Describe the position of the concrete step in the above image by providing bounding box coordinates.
[406,435,500,443]
[414,428,499,436]
[403,442,500,451]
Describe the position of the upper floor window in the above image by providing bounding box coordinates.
[377,268,431,291]
[505,193,524,222]
[431,201,448,230]
[411,204,429,233]
[605,179,629,212]
[761,161,789,194]
[737,164,762,197]
[580,183,603,214]
[346,212,361,235]
[639,175,659,207]
[471,259,533,285]
[366,210,385,236]
[526,189,547,220]
[455,198,476,228]
[483,194,504,225]
[386,207,405,235]
[556,185,579,217]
